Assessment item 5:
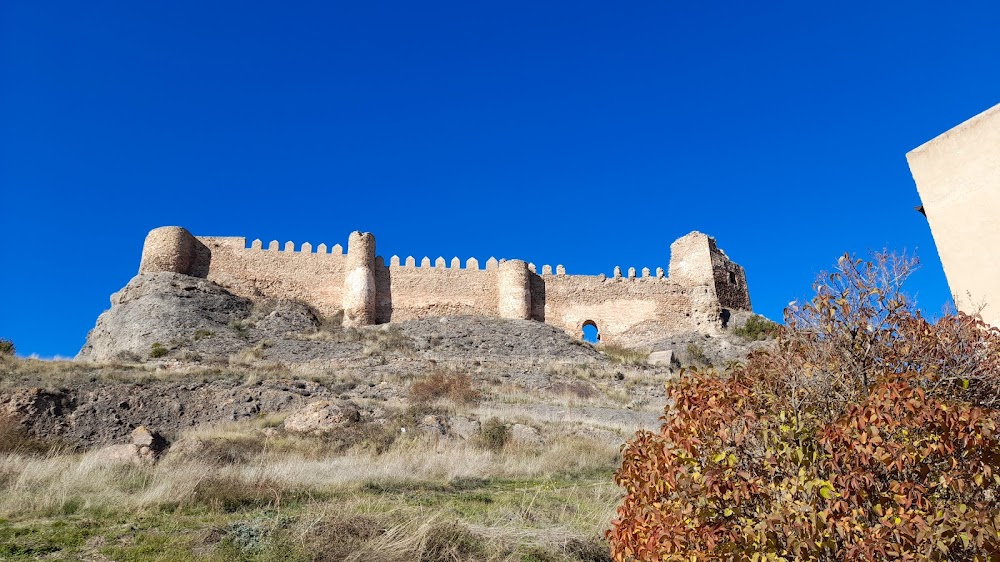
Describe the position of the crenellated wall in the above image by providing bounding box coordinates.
[138,226,752,345]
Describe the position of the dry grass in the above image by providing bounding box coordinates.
[409,371,481,406]
[0,355,289,391]
[228,341,271,367]
[361,325,415,357]
[0,417,619,560]
[596,343,649,365]
[0,417,620,515]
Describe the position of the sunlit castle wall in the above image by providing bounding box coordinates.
[138,227,753,346]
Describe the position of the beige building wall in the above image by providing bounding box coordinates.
[907,103,1000,326]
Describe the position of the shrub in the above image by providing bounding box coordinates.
[0,419,64,455]
[684,343,709,366]
[731,315,779,341]
[0,339,14,357]
[149,343,168,359]
[608,251,1000,561]
[409,371,480,406]
[193,329,214,341]
[477,419,510,452]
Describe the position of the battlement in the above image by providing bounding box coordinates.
[139,226,752,345]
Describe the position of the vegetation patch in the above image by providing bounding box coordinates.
[149,343,168,359]
[731,315,779,341]
[409,371,480,406]
[609,251,1000,560]
[683,343,709,367]
[596,344,649,365]
[477,419,511,452]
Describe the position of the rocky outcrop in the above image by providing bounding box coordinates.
[0,379,335,447]
[77,272,256,362]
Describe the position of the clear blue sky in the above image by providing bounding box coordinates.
[2,1,997,358]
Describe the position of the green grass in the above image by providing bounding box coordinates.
[0,415,619,561]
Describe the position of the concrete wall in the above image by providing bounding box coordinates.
[138,226,753,346]
[907,102,1000,326]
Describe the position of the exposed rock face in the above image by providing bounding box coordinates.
[22,270,776,453]
[77,272,256,362]
[0,379,335,447]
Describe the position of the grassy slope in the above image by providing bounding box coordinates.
[0,350,668,561]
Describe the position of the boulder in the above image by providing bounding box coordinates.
[88,443,157,466]
[418,415,449,436]
[510,424,544,446]
[254,301,320,335]
[647,350,675,367]
[130,426,168,453]
[283,401,359,434]
[449,416,480,440]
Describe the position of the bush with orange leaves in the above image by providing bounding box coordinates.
[608,252,1000,561]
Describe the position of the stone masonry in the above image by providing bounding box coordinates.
[138,227,753,345]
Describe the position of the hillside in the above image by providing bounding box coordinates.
[0,272,772,561]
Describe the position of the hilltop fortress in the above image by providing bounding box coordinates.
[138,227,752,345]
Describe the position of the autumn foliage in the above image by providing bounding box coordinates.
[608,252,1000,561]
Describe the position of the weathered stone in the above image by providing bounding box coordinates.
[418,415,449,436]
[510,424,543,446]
[130,426,167,453]
[647,350,675,366]
[88,443,157,466]
[283,401,358,434]
[449,416,481,440]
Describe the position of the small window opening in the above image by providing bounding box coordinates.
[582,320,600,344]
[728,271,737,284]
[720,308,731,329]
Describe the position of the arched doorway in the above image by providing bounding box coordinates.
[581,320,600,344]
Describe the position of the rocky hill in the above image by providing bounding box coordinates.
[32,271,768,446]
[0,271,777,561]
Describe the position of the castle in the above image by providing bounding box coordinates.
[138,226,752,345]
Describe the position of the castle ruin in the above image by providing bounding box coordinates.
[138,226,752,345]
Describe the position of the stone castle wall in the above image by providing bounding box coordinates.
[139,227,753,345]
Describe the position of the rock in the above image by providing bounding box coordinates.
[130,426,167,453]
[77,272,254,362]
[88,443,157,466]
[647,350,676,367]
[449,416,480,440]
[283,401,359,434]
[418,415,449,436]
[255,301,320,335]
[510,424,544,446]
[573,427,626,447]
